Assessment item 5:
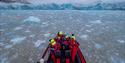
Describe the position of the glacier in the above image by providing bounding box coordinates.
[0,2,125,10]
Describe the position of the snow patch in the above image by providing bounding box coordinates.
[90,20,102,24]
[34,40,46,47]
[80,34,88,40]
[10,37,26,45]
[117,40,125,44]
[14,26,23,30]
[23,16,40,23]
[95,43,103,49]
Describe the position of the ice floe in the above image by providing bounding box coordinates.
[10,37,26,45]
[80,34,88,40]
[0,29,5,32]
[43,33,51,37]
[29,34,35,37]
[95,43,103,49]
[117,40,125,44]
[41,22,49,27]
[34,40,46,47]
[85,24,91,27]
[11,53,18,59]
[90,20,102,24]
[0,42,4,46]
[25,29,31,33]
[23,16,40,23]
[111,55,125,63]
[14,26,23,30]
[85,30,91,32]
[0,23,6,26]
[4,45,13,49]
[1,58,7,63]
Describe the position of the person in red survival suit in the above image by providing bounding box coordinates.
[49,38,61,63]
[70,34,79,63]
[56,31,65,43]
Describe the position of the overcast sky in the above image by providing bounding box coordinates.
[28,0,125,4]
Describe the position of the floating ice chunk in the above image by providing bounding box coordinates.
[0,23,6,25]
[80,34,88,40]
[90,20,102,24]
[44,33,51,37]
[85,24,91,27]
[0,42,4,46]
[1,57,7,63]
[23,16,40,23]
[29,58,33,62]
[95,43,103,49]
[85,30,91,32]
[111,55,125,63]
[11,37,26,45]
[14,26,23,30]
[12,53,18,59]
[29,34,35,37]
[41,22,49,27]
[34,40,46,47]
[0,29,5,31]
[4,45,13,49]
[117,40,125,44]
[25,29,31,33]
